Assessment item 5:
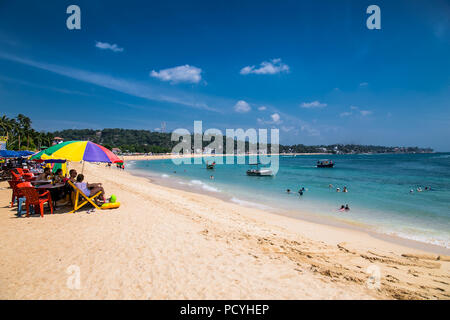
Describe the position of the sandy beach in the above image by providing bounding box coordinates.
[1,159,449,299]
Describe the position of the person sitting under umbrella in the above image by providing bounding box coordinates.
[37,167,52,181]
[75,174,105,203]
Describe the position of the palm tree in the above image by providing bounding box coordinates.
[0,115,9,137]
[32,131,43,151]
[17,114,32,150]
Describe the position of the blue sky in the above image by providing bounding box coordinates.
[0,0,449,150]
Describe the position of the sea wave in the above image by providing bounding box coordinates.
[386,231,450,249]
[230,197,272,211]
[189,180,220,192]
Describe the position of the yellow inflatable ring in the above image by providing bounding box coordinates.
[101,202,121,210]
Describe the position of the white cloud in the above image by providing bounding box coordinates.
[234,100,251,113]
[150,65,202,84]
[270,113,281,124]
[281,125,294,132]
[340,111,352,117]
[359,82,368,87]
[0,52,222,112]
[258,106,267,111]
[300,101,327,109]
[257,113,282,126]
[300,125,320,136]
[240,58,289,75]
[95,41,124,52]
[340,106,373,117]
[360,110,373,116]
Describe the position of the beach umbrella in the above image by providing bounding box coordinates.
[0,150,21,158]
[17,150,34,157]
[30,141,121,172]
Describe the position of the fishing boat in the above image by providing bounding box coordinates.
[316,159,334,168]
[246,163,273,176]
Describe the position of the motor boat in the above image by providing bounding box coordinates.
[316,159,334,168]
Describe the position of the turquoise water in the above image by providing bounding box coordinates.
[127,153,450,249]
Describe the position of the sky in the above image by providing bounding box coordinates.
[0,0,449,150]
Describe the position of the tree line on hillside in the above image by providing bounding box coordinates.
[0,115,433,154]
[51,128,433,154]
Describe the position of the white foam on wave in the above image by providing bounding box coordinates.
[386,231,450,249]
[161,174,170,178]
[188,179,220,192]
[202,184,219,192]
[230,197,272,211]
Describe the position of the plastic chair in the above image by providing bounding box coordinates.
[8,180,24,207]
[10,170,23,181]
[20,187,53,217]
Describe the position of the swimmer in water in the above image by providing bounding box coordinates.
[343,186,348,193]
[286,189,291,194]
[345,204,350,211]
[210,175,214,180]
[298,189,303,196]
[336,187,340,192]
[329,184,333,188]
[417,187,422,192]
[339,205,345,211]
[410,189,414,193]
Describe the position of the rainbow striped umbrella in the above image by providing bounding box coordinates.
[31,141,121,163]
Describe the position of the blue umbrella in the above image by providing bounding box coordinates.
[17,150,34,157]
[0,150,21,158]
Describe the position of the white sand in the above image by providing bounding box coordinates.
[0,161,449,299]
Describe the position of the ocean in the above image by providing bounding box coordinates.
[127,153,450,250]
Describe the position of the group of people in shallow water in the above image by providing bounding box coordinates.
[286,184,351,212]
[410,186,432,193]
[329,184,348,193]
[285,187,306,196]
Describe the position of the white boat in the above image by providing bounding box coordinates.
[246,163,273,176]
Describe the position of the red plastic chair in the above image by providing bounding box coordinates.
[10,170,23,181]
[8,180,24,207]
[20,187,53,217]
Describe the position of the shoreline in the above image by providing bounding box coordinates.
[128,165,450,256]
[1,160,449,299]
[126,157,450,256]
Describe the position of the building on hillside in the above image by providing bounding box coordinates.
[111,148,121,154]
[52,137,64,145]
